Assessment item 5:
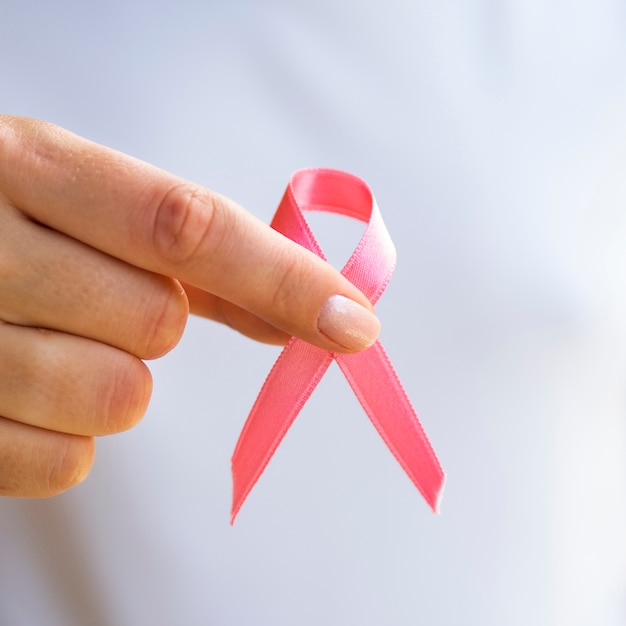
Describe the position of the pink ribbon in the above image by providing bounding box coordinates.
[231,168,445,523]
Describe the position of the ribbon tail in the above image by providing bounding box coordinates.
[336,342,445,513]
[231,338,333,524]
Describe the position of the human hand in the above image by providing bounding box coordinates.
[0,116,380,497]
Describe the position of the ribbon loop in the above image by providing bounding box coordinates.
[231,168,445,523]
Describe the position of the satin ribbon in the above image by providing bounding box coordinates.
[231,168,445,523]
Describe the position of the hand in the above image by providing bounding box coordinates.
[0,116,380,497]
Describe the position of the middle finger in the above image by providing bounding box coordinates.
[0,203,187,359]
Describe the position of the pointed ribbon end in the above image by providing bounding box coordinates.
[428,472,446,514]
[230,477,247,526]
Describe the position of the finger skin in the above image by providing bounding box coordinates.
[182,283,291,345]
[0,322,153,436]
[0,203,188,360]
[0,116,378,352]
[0,416,95,497]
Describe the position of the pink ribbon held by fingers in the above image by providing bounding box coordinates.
[231,168,445,523]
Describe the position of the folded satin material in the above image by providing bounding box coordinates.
[231,168,445,523]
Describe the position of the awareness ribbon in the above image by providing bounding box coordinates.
[231,168,445,523]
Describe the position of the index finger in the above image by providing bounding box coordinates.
[0,117,380,352]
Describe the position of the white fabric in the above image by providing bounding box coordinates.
[1,1,625,624]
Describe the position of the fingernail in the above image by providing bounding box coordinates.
[318,295,380,351]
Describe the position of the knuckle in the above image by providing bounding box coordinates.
[268,253,313,318]
[0,115,28,155]
[0,116,57,172]
[98,354,153,435]
[137,278,188,360]
[150,182,218,267]
[0,418,93,497]
[44,434,95,495]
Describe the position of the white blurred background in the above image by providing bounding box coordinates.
[1,1,625,624]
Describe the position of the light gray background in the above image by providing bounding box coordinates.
[1,1,626,624]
